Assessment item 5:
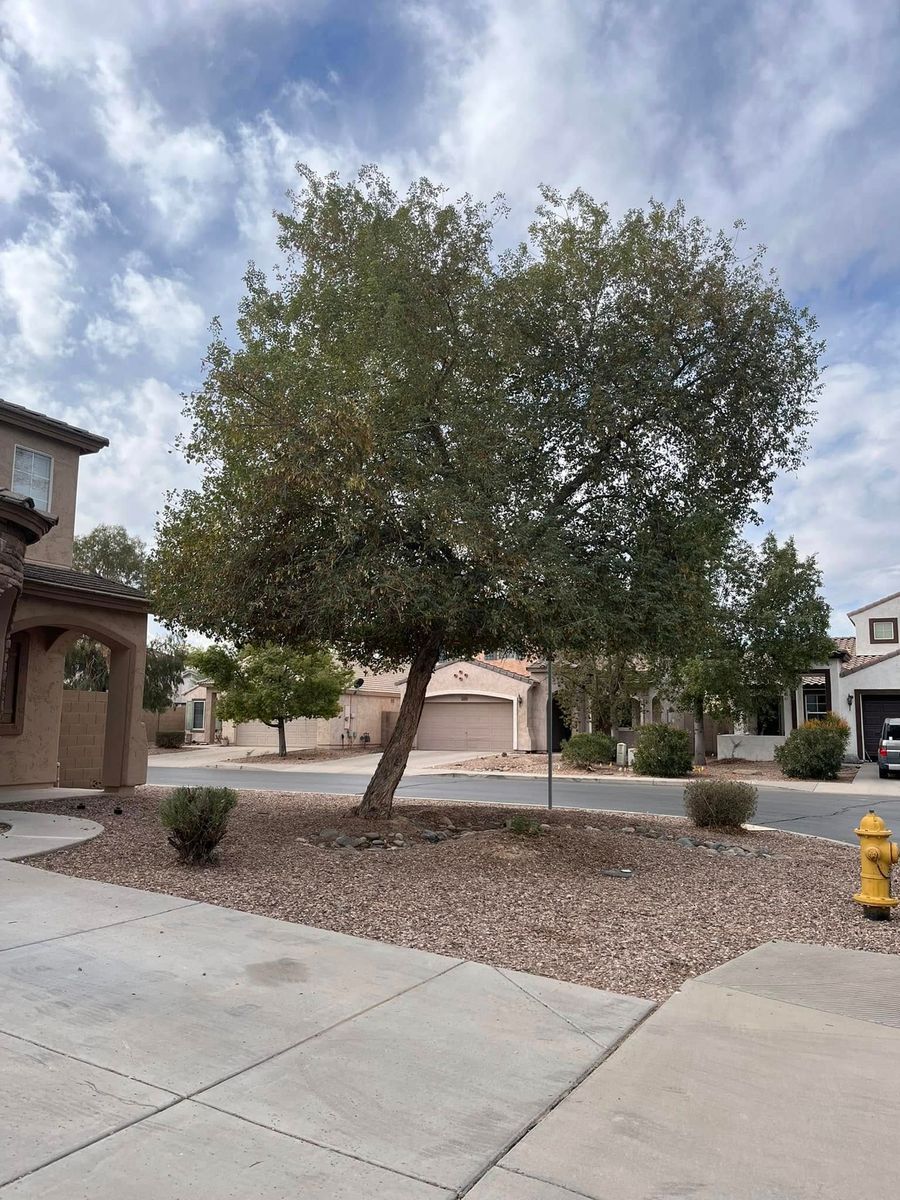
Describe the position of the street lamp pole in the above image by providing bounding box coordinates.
[546,653,553,810]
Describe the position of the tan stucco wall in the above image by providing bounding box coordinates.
[319,691,400,747]
[143,705,186,743]
[58,690,107,787]
[4,592,147,789]
[0,422,80,567]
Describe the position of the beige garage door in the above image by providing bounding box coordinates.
[416,697,513,750]
[232,718,318,749]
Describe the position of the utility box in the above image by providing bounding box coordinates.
[627,747,636,767]
[616,741,628,767]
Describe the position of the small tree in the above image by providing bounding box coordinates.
[555,653,647,735]
[663,535,834,766]
[142,635,189,713]
[189,644,351,757]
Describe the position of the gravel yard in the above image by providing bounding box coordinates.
[449,751,859,784]
[14,787,899,1001]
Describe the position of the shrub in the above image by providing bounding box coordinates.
[633,723,693,777]
[507,814,540,836]
[684,780,758,829]
[155,730,186,749]
[560,732,617,768]
[160,786,237,864]
[774,716,849,780]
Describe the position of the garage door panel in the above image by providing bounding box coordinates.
[233,719,318,749]
[417,699,513,750]
[861,695,900,758]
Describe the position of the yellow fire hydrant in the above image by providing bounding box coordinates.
[853,810,900,920]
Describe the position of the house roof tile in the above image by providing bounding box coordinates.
[23,562,147,604]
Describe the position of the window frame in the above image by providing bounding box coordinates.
[190,699,206,731]
[803,689,829,722]
[12,444,54,512]
[869,617,899,645]
[0,632,29,736]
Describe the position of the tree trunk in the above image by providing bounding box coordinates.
[277,717,287,758]
[357,633,442,818]
[693,695,706,767]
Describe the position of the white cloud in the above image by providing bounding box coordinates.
[90,51,233,242]
[0,61,36,204]
[65,378,199,542]
[86,267,206,362]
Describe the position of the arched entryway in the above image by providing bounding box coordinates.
[9,612,147,791]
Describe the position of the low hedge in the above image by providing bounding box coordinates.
[633,723,693,777]
[684,779,758,829]
[774,715,849,780]
[560,732,617,768]
[156,730,186,749]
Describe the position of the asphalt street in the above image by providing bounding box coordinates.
[146,764,898,846]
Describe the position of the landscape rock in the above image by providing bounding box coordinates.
[319,828,341,842]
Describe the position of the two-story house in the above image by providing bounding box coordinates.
[715,592,900,763]
[0,399,148,793]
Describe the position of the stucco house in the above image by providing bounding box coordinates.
[716,592,900,763]
[180,666,403,751]
[0,400,148,793]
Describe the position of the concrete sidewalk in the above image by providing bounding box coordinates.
[0,861,651,1197]
[476,941,900,1199]
[150,746,494,774]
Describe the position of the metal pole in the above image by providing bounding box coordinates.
[547,653,553,810]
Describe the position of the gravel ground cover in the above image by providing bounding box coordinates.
[13,787,898,1001]
[448,751,858,784]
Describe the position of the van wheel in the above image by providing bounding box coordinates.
[879,767,890,778]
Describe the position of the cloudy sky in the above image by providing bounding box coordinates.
[1,0,898,632]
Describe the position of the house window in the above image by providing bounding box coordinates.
[870,618,899,644]
[804,690,828,721]
[190,700,206,731]
[12,446,53,511]
[755,697,784,736]
[0,633,27,733]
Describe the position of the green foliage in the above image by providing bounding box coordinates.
[189,643,352,756]
[74,524,146,588]
[684,779,758,829]
[658,534,834,764]
[560,732,617,768]
[63,638,108,691]
[142,635,189,713]
[775,717,849,780]
[160,786,237,864]
[64,635,188,714]
[507,814,541,837]
[156,730,186,749]
[633,724,693,777]
[555,655,646,735]
[149,166,821,813]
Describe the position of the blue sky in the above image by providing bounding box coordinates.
[1,0,899,634]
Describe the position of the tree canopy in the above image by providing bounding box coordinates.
[151,167,822,813]
[73,524,146,588]
[660,534,834,763]
[189,644,352,757]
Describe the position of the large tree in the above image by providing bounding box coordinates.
[150,168,821,815]
[661,534,834,765]
[189,644,352,757]
[73,524,146,587]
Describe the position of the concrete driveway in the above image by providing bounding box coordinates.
[0,860,651,1197]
